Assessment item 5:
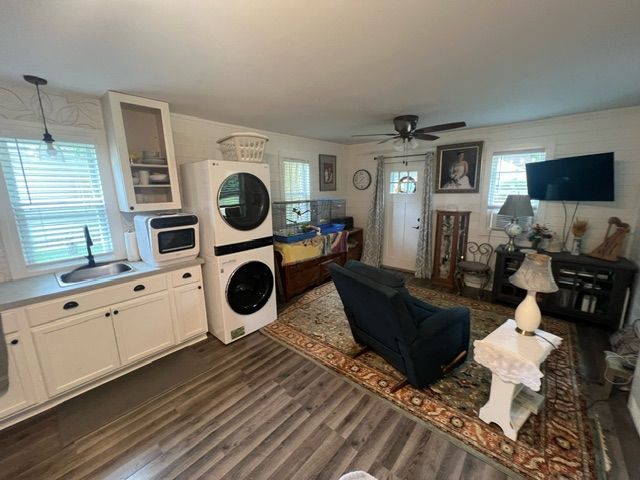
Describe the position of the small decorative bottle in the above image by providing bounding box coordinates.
[571,237,582,256]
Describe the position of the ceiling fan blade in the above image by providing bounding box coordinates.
[414,133,439,141]
[351,133,396,137]
[414,121,466,134]
[378,136,399,144]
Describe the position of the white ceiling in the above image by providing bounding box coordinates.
[2,1,639,144]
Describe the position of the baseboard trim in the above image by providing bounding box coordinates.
[628,392,640,436]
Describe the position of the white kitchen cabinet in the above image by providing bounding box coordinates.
[111,291,175,365]
[102,91,181,212]
[32,309,121,397]
[173,282,207,341]
[0,333,38,418]
[0,264,208,430]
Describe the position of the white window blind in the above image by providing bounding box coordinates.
[488,150,545,229]
[0,138,113,266]
[283,160,311,223]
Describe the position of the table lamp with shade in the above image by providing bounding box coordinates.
[498,195,534,252]
[509,253,558,335]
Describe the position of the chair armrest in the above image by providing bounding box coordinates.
[416,307,470,339]
[405,296,441,318]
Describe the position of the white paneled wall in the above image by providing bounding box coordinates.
[0,80,347,282]
[170,114,348,202]
[345,107,640,258]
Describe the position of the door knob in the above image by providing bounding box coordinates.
[412,226,419,230]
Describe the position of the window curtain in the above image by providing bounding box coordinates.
[361,156,385,266]
[414,151,434,278]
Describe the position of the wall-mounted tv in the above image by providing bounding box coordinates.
[525,152,614,201]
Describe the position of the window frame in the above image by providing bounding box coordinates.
[482,142,555,232]
[0,119,125,279]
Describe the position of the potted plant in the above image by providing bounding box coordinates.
[528,224,554,250]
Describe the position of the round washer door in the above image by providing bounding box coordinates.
[218,173,270,231]
[227,261,274,315]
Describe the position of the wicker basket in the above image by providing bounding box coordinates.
[217,132,269,163]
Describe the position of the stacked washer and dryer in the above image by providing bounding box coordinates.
[181,160,277,344]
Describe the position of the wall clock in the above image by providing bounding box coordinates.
[352,169,372,190]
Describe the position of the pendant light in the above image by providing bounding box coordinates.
[23,75,62,159]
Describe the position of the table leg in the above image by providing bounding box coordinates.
[479,373,521,441]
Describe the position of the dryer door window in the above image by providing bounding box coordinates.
[227,261,274,315]
[218,173,270,231]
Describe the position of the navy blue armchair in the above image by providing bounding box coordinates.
[328,260,470,389]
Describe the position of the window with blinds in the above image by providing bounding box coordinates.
[282,159,311,223]
[0,138,113,266]
[488,150,545,229]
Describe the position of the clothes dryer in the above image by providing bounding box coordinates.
[181,159,273,250]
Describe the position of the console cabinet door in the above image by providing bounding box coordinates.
[173,282,207,341]
[32,309,120,397]
[112,291,175,365]
[0,333,38,419]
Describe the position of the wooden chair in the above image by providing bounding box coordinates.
[455,242,494,298]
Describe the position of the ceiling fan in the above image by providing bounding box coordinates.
[352,115,466,144]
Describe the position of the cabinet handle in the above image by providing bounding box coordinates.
[198,286,202,290]
[113,310,119,315]
[63,301,79,310]
[105,312,111,317]
[182,272,192,279]
[133,284,145,292]
[10,339,18,345]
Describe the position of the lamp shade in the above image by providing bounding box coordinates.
[498,195,534,218]
[509,253,558,293]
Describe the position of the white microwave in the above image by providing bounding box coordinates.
[134,214,200,266]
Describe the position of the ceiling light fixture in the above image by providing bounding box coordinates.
[23,75,60,158]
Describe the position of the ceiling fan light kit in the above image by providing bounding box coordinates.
[354,115,466,145]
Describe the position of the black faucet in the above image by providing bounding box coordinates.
[84,225,96,267]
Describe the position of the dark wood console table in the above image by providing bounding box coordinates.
[275,228,363,302]
[492,246,637,330]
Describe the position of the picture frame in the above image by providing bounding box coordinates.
[435,141,484,193]
[319,154,337,191]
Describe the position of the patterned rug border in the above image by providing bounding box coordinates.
[264,282,598,480]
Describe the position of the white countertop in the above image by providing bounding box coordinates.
[0,257,204,311]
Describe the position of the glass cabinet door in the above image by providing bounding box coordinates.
[120,102,174,206]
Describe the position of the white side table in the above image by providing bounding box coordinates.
[474,319,561,440]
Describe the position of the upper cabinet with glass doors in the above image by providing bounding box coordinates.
[102,91,181,212]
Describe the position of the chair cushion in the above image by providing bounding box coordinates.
[344,260,406,288]
[458,260,490,273]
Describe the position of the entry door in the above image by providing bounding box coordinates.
[382,163,424,271]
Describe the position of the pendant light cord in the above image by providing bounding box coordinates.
[34,83,51,136]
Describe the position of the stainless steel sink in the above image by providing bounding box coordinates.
[56,262,134,287]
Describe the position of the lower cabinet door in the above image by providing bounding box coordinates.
[112,291,175,365]
[32,309,121,397]
[173,282,207,341]
[0,333,37,419]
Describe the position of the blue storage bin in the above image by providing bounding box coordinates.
[273,230,317,244]
[318,223,345,234]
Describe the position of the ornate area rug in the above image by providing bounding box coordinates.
[262,283,597,480]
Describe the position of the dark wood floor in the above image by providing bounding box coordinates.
[1,280,638,479]
[0,333,509,480]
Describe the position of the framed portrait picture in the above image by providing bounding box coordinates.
[319,154,337,191]
[435,141,484,193]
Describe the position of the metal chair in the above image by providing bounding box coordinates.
[456,242,494,298]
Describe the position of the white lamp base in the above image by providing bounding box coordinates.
[514,291,540,335]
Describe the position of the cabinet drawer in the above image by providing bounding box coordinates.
[170,265,202,287]
[27,274,167,327]
[0,310,21,334]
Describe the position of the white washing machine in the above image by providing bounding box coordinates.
[201,244,277,344]
[181,159,273,251]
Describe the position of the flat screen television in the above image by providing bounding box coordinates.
[525,152,614,201]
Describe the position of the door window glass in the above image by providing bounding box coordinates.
[389,170,418,194]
